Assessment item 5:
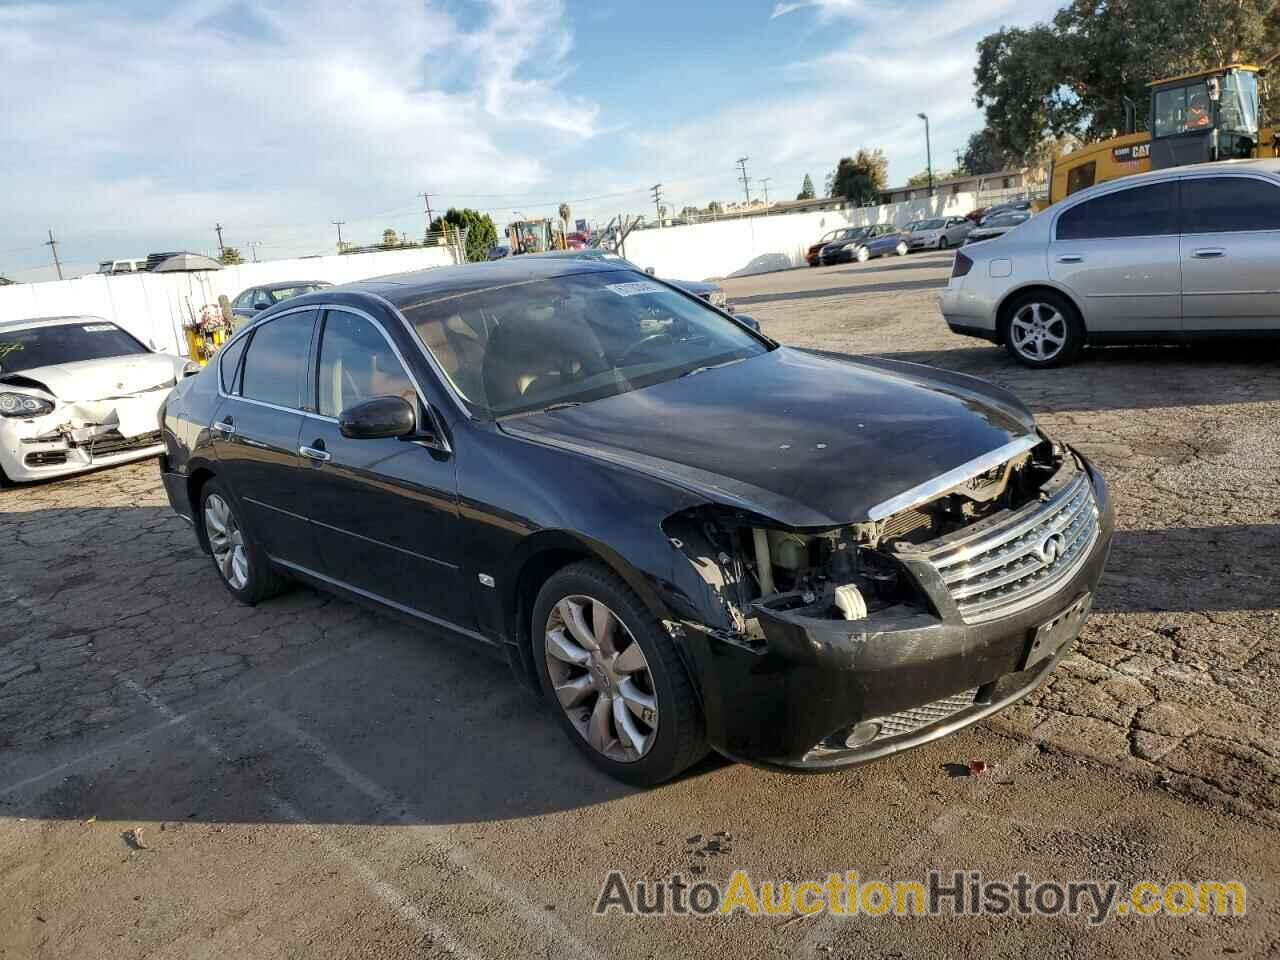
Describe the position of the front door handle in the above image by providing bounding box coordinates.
[299,443,331,463]
[1056,254,1084,264]
[212,419,235,435]
[1191,247,1226,259]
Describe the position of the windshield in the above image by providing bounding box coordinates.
[983,212,1029,228]
[403,270,769,418]
[0,321,149,373]
[831,227,867,243]
[915,219,945,230]
[268,284,323,303]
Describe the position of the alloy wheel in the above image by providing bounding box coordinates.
[1010,302,1068,363]
[204,493,250,591]
[544,595,659,762]
[896,241,908,256]
[856,246,870,262]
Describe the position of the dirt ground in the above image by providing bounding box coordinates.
[2,253,1277,958]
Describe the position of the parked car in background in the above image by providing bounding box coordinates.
[817,227,872,265]
[962,211,1031,246]
[531,249,736,315]
[488,242,513,260]
[230,281,333,324]
[907,217,974,251]
[0,316,195,483]
[806,229,856,266]
[940,158,1280,368]
[966,199,1033,223]
[828,223,909,263]
[96,258,147,275]
[158,256,1112,785]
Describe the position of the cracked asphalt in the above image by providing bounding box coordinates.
[2,252,1277,958]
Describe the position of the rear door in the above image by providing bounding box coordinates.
[210,308,318,565]
[1048,180,1182,333]
[298,306,469,628]
[1179,173,1280,331]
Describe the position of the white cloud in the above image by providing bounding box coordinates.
[0,0,598,276]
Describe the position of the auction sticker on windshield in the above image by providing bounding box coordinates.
[607,281,666,297]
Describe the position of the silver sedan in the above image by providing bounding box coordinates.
[908,216,973,251]
[939,158,1280,367]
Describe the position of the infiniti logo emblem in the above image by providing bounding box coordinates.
[1035,532,1066,565]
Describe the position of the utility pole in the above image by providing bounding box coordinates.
[44,229,63,280]
[760,177,772,206]
[736,156,752,205]
[650,183,664,226]
[214,223,225,255]
[247,241,262,263]
[418,191,435,229]
[331,220,346,252]
[918,113,935,196]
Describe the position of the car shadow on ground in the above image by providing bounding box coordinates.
[810,342,1280,413]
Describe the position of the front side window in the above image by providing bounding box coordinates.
[1056,182,1179,241]
[239,310,317,409]
[403,271,769,419]
[1182,176,1280,233]
[316,311,416,417]
[0,321,148,373]
[1154,82,1210,138]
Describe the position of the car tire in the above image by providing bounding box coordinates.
[895,241,909,256]
[938,237,948,250]
[199,478,284,604]
[533,560,709,786]
[1001,291,1085,369]
[856,246,870,263]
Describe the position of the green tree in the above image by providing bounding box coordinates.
[974,0,1279,162]
[381,228,399,249]
[219,247,243,265]
[826,149,889,204]
[956,128,1018,175]
[796,173,816,200]
[429,207,499,263]
[706,200,724,215]
[907,169,956,187]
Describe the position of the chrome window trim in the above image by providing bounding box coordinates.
[868,434,1042,522]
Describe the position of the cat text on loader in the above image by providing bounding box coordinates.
[1048,60,1279,205]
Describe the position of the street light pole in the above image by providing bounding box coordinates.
[917,113,934,196]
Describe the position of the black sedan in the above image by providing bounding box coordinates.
[159,257,1113,785]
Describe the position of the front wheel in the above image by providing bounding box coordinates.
[1002,292,1085,368]
[895,241,909,256]
[855,246,870,263]
[533,561,708,786]
[938,236,948,250]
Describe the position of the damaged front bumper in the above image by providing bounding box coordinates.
[0,393,167,482]
[679,454,1114,771]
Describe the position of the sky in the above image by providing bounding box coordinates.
[0,0,1065,281]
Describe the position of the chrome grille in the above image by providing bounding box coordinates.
[875,688,979,739]
[923,466,1099,624]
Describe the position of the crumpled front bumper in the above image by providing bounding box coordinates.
[681,454,1115,771]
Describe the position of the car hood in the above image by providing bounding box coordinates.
[0,353,184,401]
[667,279,719,297]
[499,347,1038,528]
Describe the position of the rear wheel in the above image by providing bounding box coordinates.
[938,236,949,250]
[533,561,708,786]
[1002,291,1085,368]
[200,479,284,604]
[895,241,909,256]
[856,246,870,263]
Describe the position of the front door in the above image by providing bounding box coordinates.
[211,308,318,565]
[299,307,469,629]
[1048,179,1182,333]
[1179,174,1280,331]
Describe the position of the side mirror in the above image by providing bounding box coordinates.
[644,266,656,276]
[339,396,417,440]
[735,314,761,332]
[255,302,269,311]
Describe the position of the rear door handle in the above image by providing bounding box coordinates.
[299,444,331,463]
[1191,247,1226,259]
[1056,254,1083,264]
[212,419,235,435]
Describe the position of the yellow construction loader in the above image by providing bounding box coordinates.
[1047,60,1279,205]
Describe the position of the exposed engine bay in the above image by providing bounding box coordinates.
[665,436,1068,638]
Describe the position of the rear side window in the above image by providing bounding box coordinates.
[1056,182,1179,240]
[1182,176,1280,233]
[239,310,317,409]
[218,335,247,393]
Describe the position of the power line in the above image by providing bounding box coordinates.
[650,183,663,226]
[736,156,752,205]
[44,229,63,280]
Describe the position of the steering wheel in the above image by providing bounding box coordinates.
[616,333,671,367]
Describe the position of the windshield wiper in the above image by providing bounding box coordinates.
[679,357,747,379]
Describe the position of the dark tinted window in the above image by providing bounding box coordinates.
[1056,182,1179,240]
[0,321,148,373]
[239,310,316,409]
[316,311,415,417]
[218,335,247,393]
[1066,161,1095,196]
[1182,176,1280,233]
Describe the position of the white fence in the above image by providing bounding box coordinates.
[0,246,457,357]
[623,192,980,281]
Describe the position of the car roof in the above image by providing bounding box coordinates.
[335,256,639,309]
[0,315,110,332]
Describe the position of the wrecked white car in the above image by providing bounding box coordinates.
[0,316,196,483]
